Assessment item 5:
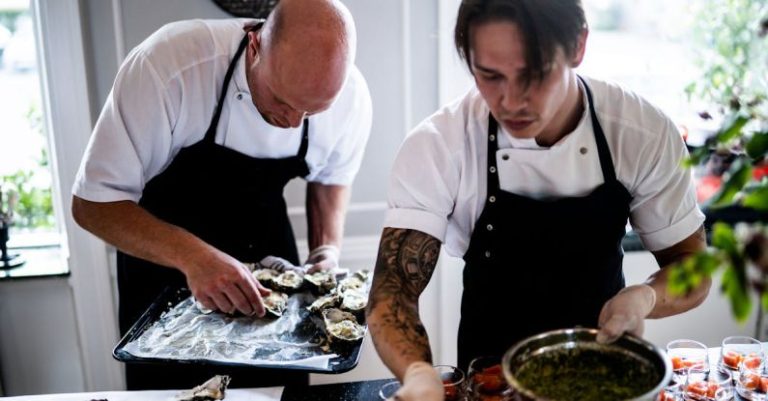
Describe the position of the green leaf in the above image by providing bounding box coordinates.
[746,132,768,160]
[711,222,739,254]
[684,147,711,167]
[762,291,768,313]
[709,159,753,207]
[715,115,749,143]
[667,251,721,295]
[722,265,752,322]
[743,186,768,211]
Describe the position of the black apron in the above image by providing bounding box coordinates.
[457,77,633,371]
[117,32,309,390]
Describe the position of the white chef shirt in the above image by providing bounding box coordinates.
[73,19,372,203]
[384,76,704,256]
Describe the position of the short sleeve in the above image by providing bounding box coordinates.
[72,47,177,203]
[629,118,705,251]
[383,120,460,242]
[305,67,373,186]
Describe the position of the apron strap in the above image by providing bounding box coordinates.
[204,32,251,144]
[578,75,618,183]
[297,118,310,158]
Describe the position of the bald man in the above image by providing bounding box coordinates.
[71,0,372,390]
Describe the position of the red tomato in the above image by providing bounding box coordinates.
[742,372,761,390]
[706,382,719,398]
[760,377,768,393]
[687,381,709,396]
[671,356,685,371]
[744,353,762,369]
[723,350,743,369]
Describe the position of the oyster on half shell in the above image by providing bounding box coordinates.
[307,293,340,313]
[304,271,337,294]
[176,374,230,401]
[263,291,289,317]
[273,270,305,292]
[322,308,365,344]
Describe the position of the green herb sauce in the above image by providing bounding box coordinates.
[515,347,659,401]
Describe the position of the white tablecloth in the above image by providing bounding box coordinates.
[2,387,284,401]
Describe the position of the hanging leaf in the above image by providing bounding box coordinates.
[715,114,750,143]
[722,264,752,322]
[684,147,711,167]
[746,132,768,160]
[743,186,768,211]
[667,251,721,295]
[712,222,738,253]
[708,159,753,207]
[762,291,768,312]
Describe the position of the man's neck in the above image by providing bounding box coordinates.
[535,75,584,147]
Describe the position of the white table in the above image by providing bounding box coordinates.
[2,387,284,401]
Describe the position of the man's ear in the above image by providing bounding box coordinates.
[570,28,589,68]
[247,30,262,63]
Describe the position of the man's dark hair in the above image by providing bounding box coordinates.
[454,0,586,85]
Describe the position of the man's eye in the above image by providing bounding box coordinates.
[479,73,501,81]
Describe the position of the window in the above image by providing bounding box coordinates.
[0,0,65,276]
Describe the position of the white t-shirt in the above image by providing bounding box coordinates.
[73,19,372,203]
[384,76,704,256]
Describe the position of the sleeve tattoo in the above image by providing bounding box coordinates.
[367,228,441,362]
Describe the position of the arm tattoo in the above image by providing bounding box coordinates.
[367,228,440,362]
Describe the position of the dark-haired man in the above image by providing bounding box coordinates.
[366,0,709,399]
[72,0,371,390]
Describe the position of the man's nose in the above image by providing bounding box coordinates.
[500,81,529,112]
[285,109,307,128]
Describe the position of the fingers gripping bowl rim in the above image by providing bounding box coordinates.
[501,328,672,401]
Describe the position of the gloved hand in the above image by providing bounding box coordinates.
[257,255,304,273]
[597,284,656,343]
[390,361,444,401]
[305,244,340,273]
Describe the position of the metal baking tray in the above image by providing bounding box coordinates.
[113,286,364,374]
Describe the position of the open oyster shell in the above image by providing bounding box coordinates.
[176,374,230,401]
[273,270,305,292]
[340,289,367,317]
[253,268,278,287]
[307,293,340,313]
[322,308,365,346]
[304,271,337,294]
[263,291,289,318]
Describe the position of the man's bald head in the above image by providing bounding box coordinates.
[245,0,357,128]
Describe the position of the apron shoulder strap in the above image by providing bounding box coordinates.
[578,75,618,183]
[204,33,251,144]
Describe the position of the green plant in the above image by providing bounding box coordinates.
[669,0,768,331]
[0,101,54,230]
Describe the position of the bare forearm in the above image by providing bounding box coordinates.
[366,228,440,380]
[647,225,710,318]
[306,183,349,249]
[71,195,215,273]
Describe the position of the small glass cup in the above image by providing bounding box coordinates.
[467,355,511,401]
[658,379,683,401]
[378,379,401,400]
[719,336,763,375]
[736,361,768,401]
[668,339,710,383]
[683,367,732,401]
[435,365,467,401]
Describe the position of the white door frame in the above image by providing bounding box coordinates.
[34,0,124,390]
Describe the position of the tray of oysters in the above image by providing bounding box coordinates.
[113,259,371,374]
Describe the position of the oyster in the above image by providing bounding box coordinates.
[263,291,289,317]
[337,276,366,295]
[304,271,337,294]
[341,290,368,316]
[253,268,278,286]
[176,374,230,401]
[307,293,340,313]
[273,270,305,292]
[323,308,365,345]
[352,269,371,283]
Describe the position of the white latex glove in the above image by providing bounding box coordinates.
[597,284,657,343]
[305,244,340,273]
[391,361,444,401]
[257,255,304,273]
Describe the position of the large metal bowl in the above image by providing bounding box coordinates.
[501,328,671,401]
